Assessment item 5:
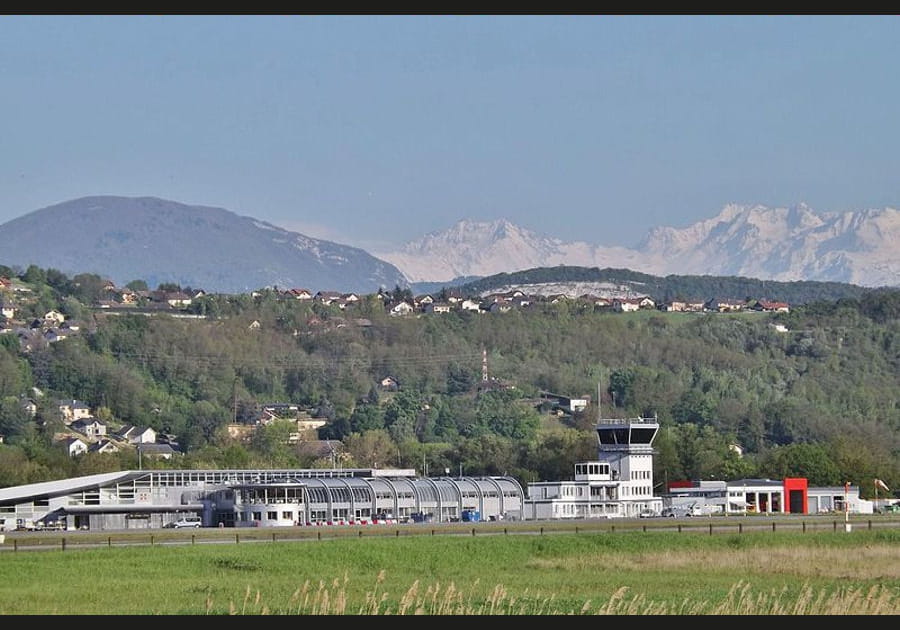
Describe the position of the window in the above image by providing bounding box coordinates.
[267,511,277,520]
[281,511,292,520]
[252,512,262,521]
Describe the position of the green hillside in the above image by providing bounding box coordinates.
[0,263,898,498]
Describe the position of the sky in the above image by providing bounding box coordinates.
[3,15,900,252]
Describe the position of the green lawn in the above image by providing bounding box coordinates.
[1,528,898,615]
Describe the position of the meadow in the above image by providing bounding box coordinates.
[1,527,898,615]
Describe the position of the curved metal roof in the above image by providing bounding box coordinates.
[0,470,138,503]
[0,470,524,504]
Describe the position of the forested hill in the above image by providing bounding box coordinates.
[0,264,898,497]
[455,266,873,304]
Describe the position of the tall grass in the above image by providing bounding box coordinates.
[215,575,900,615]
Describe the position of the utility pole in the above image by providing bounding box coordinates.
[232,376,238,425]
[844,482,851,532]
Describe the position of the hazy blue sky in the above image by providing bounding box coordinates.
[3,15,899,251]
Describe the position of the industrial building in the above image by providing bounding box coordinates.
[664,478,870,515]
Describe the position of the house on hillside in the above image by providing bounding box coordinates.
[612,298,642,312]
[89,439,120,454]
[540,392,590,413]
[754,300,790,313]
[71,418,107,438]
[44,328,71,343]
[58,400,92,424]
[63,437,88,457]
[379,376,399,391]
[165,292,192,308]
[442,289,464,303]
[43,310,65,326]
[116,425,157,444]
[579,294,612,308]
[288,288,313,300]
[389,301,414,317]
[424,302,452,314]
[484,299,512,313]
[705,297,746,312]
[315,291,343,305]
[138,443,178,460]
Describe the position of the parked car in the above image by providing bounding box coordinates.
[639,509,659,518]
[164,516,202,528]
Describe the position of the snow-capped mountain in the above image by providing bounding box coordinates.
[375,218,644,283]
[378,204,900,288]
[638,203,900,287]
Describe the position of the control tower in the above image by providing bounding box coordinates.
[593,415,659,487]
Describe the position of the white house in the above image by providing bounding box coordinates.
[612,298,641,312]
[63,437,88,457]
[43,310,65,325]
[389,302,414,317]
[117,425,157,444]
[71,418,107,438]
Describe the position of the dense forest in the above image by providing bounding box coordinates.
[1,263,899,499]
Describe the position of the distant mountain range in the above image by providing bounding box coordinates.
[2,196,899,294]
[378,203,900,288]
[0,196,408,294]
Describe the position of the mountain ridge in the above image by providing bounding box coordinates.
[0,196,409,294]
[380,203,900,288]
[4,196,900,293]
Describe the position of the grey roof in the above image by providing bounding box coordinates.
[138,443,176,455]
[0,470,135,502]
[0,469,521,505]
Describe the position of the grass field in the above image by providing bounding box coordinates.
[1,527,898,615]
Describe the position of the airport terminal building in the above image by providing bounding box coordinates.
[0,468,526,531]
